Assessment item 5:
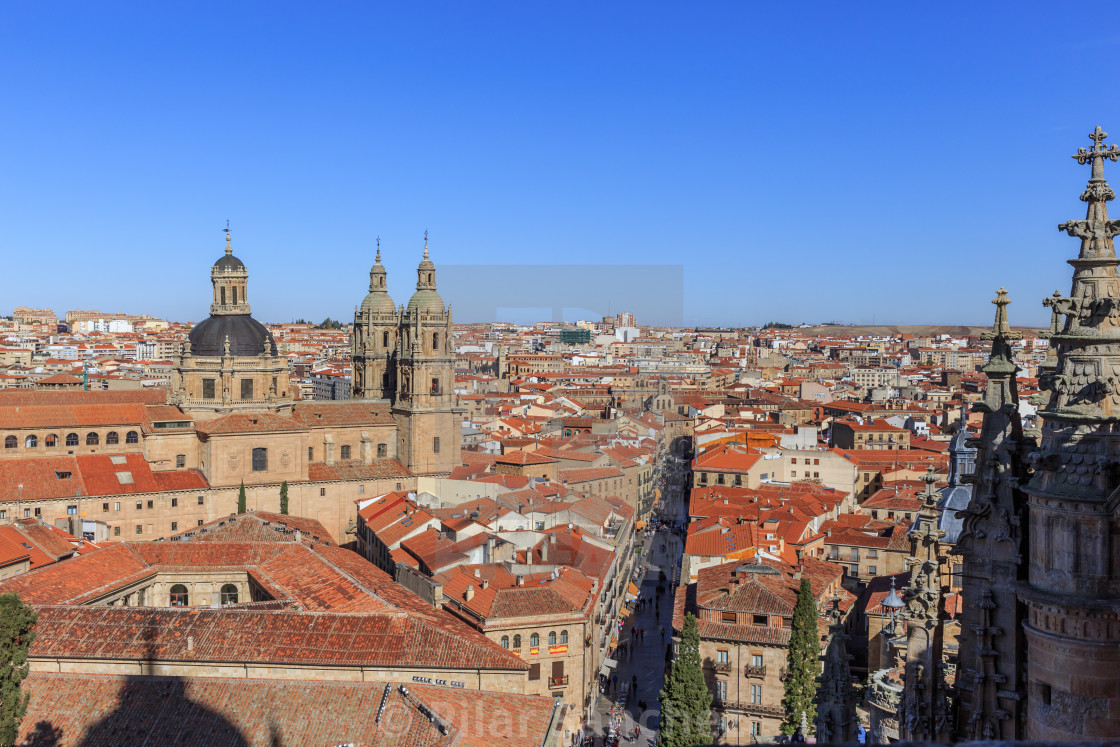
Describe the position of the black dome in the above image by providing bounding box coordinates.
[213,253,246,271]
[188,315,277,357]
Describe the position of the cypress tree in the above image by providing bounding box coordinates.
[279,480,289,515]
[0,593,37,747]
[781,578,821,735]
[237,481,247,514]
[658,612,712,747]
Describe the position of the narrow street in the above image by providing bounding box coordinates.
[583,476,689,746]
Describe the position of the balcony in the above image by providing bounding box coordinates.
[548,675,569,688]
[712,660,732,673]
[712,699,783,718]
[744,663,766,677]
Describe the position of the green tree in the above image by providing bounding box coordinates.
[658,613,712,747]
[279,480,289,515]
[781,578,821,735]
[0,594,37,747]
[237,481,247,514]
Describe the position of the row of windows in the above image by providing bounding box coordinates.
[715,650,765,667]
[169,583,238,607]
[200,378,278,400]
[112,518,206,537]
[308,443,388,462]
[789,457,821,465]
[499,630,568,649]
[4,431,139,449]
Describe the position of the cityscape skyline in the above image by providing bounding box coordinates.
[4,3,1120,326]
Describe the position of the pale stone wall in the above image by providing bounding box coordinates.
[700,637,786,743]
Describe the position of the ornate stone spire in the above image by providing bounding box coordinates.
[1018,127,1120,740]
[953,288,1029,740]
[899,467,951,742]
[816,595,856,742]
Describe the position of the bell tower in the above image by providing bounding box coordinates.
[392,234,458,475]
[352,240,398,400]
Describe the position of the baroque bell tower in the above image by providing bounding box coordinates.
[392,234,458,475]
[352,240,398,400]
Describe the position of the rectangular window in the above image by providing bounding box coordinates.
[750,684,762,704]
[308,447,313,461]
[114,502,121,511]
[752,653,763,667]
[241,379,253,399]
[377,443,387,458]
[320,487,326,496]
[197,519,204,526]
[716,680,727,700]
[135,525,142,535]
[869,565,878,575]
[814,458,820,465]
[791,458,797,464]
[171,522,178,532]
[340,445,351,460]
[751,722,762,737]
[171,497,178,508]
[113,526,120,536]
[433,437,440,454]
[252,447,267,471]
[67,505,77,515]
[197,496,204,505]
[721,611,736,623]
[868,549,878,558]
[102,502,109,512]
[753,614,767,626]
[528,663,540,681]
[136,501,143,510]
[147,500,154,509]
[814,471,820,478]
[0,510,6,520]
[717,649,728,663]
[176,454,186,468]
[202,378,215,399]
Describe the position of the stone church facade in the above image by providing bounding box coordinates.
[0,233,460,546]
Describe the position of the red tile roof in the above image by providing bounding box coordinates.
[308,459,412,481]
[18,672,561,746]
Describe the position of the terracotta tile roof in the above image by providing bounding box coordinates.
[172,512,334,545]
[0,456,86,500]
[691,445,763,473]
[12,519,80,558]
[0,530,31,569]
[0,402,150,430]
[195,412,306,435]
[558,466,623,483]
[0,389,166,406]
[308,459,412,481]
[495,451,557,466]
[17,673,560,746]
[74,453,208,496]
[291,401,395,426]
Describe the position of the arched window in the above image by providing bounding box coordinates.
[4,436,16,449]
[44,434,57,448]
[25,435,37,448]
[382,331,389,347]
[500,635,510,649]
[252,448,268,472]
[548,631,557,646]
[65,433,79,447]
[433,332,439,349]
[106,431,119,445]
[530,633,539,647]
[125,431,139,444]
[169,584,189,607]
[560,630,568,645]
[220,584,238,605]
[86,432,99,446]
[340,445,351,460]
[513,634,522,649]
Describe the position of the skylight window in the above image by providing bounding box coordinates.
[115,472,134,485]
[110,456,127,465]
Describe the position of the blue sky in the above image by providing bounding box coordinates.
[2,3,1118,327]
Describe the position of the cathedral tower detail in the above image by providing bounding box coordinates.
[352,243,397,401]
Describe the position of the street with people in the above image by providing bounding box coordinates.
[578,467,689,746]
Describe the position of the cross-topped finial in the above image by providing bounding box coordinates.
[375,236,381,263]
[1073,126,1120,182]
[223,219,232,255]
[423,229,430,259]
[982,286,1022,342]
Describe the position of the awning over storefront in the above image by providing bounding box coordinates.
[625,581,640,601]
[603,657,618,669]
[635,520,647,530]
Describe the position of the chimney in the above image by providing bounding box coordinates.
[187,636,194,651]
[464,585,475,602]
[481,579,489,590]
[294,530,302,543]
[540,541,548,562]
[516,575,524,586]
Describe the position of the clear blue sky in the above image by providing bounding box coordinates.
[2,2,1118,327]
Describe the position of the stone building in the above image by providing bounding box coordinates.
[0,233,461,546]
[671,556,850,743]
